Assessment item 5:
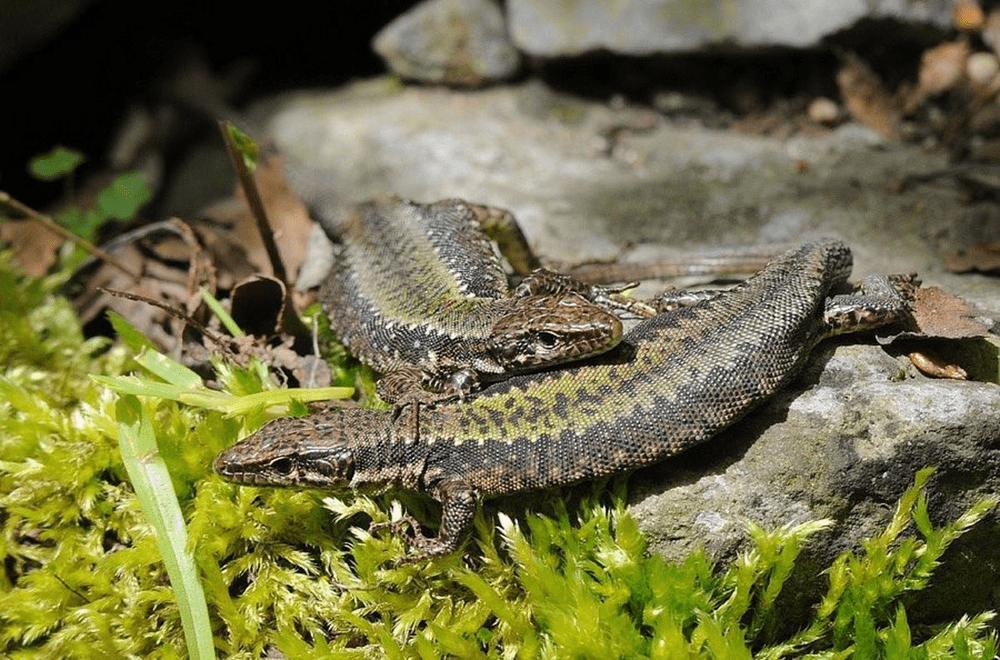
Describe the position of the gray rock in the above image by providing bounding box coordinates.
[259,81,999,319]
[373,0,520,86]
[505,0,952,56]
[255,78,1000,620]
[630,343,1000,560]
[630,342,1000,625]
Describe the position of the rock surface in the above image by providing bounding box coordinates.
[373,0,520,85]
[253,79,1000,619]
[261,80,999,317]
[629,341,1000,623]
[505,0,952,56]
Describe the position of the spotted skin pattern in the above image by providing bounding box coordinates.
[216,240,914,559]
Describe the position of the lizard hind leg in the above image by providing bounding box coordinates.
[822,273,919,337]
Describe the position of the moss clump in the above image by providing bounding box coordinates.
[0,249,997,658]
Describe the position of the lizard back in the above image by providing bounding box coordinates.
[314,197,622,384]
[416,239,854,495]
[317,197,510,370]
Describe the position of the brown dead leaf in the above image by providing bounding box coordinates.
[908,350,968,379]
[877,285,997,383]
[945,240,1000,273]
[227,153,313,286]
[954,0,985,32]
[0,218,63,276]
[909,285,991,338]
[70,219,217,345]
[230,274,312,352]
[230,276,286,337]
[836,54,901,141]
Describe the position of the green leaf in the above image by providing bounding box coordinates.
[28,146,84,181]
[97,171,150,220]
[106,309,155,353]
[56,206,108,241]
[199,287,245,338]
[222,122,258,173]
[115,394,216,660]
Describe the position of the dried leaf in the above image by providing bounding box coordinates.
[906,40,970,112]
[229,153,313,284]
[230,274,312,353]
[910,286,992,338]
[954,0,985,32]
[836,54,901,141]
[230,276,286,338]
[908,350,968,379]
[877,285,997,383]
[0,218,63,276]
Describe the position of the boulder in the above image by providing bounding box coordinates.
[373,0,520,86]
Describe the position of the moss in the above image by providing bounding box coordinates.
[0,249,997,658]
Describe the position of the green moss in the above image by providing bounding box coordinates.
[0,250,996,658]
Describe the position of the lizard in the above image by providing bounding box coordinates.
[310,195,646,404]
[215,239,917,559]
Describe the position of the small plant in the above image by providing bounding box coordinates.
[27,145,151,241]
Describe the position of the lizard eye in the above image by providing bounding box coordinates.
[268,457,294,476]
[537,331,559,348]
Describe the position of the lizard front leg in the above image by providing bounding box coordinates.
[467,203,658,319]
[514,267,658,319]
[372,478,479,563]
[375,363,481,406]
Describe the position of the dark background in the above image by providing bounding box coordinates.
[2,1,417,208]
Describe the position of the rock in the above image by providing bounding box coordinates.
[255,77,1000,623]
[505,0,951,56]
[630,343,1000,560]
[629,342,1000,626]
[259,81,999,320]
[372,0,520,86]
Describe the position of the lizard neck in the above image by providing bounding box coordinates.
[349,411,429,493]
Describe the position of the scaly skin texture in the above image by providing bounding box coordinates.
[314,196,627,403]
[216,240,915,559]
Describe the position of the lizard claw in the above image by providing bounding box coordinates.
[369,515,451,564]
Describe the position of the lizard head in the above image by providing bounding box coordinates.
[487,294,623,372]
[214,416,356,488]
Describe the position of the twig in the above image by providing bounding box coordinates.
[218,121,288,285]
[99,286,242,354]
[0,190,140,280]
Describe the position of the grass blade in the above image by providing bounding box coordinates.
[116,394,216,659]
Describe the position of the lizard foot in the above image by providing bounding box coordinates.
[823,273,919,336]
[377,365,476,408]
[369,514,458,564]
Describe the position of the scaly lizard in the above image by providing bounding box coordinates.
[216,240,916,559]
[312,196,642,404]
